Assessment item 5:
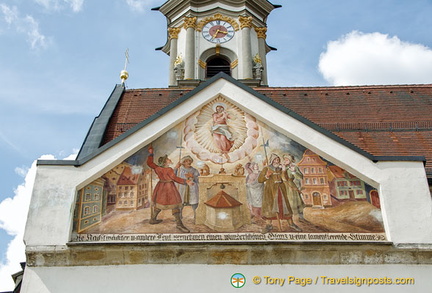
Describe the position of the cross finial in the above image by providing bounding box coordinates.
[120,48,130,84]
[124,48,130,71]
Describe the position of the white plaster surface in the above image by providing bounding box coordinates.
[21,264,432,293]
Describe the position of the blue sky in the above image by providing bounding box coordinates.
[1,0,432,290]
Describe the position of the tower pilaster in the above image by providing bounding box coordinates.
[168,27,181,86]
[255,27,268,86]
[239,15,253,80]
[183,16,197,80]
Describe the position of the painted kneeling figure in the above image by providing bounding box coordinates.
[146,145,194,233]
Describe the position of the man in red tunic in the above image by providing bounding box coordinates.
[147,145,192,233]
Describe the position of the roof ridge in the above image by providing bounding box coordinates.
[255,84,432,91]
[320,121,432,131]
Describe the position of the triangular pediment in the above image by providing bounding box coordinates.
[27,72,432,248]
[65,73,399,241]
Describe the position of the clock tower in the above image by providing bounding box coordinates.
[153,0,280,87]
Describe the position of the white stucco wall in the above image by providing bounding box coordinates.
[21,264,432,293]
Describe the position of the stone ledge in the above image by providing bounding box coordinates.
[25,243,432,267]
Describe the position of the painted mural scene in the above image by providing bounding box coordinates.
[73,97,385,242]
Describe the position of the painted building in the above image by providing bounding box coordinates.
[137,169,152,209]
[297,149,331,208]
[328,165,367,202]
[74,178,105,233]
[116,166,137,209]
[102,162,129,206]
[21,0,432,292]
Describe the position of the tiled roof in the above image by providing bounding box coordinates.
[101,83,432,175]
[258,85,432,124]
[102,88,190,145]
[117,167,140,185]
[328,165,354,179]
[257,85,432,174]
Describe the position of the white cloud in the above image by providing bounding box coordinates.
[0,4,18,24]
[34,0,84,12]
[0,236,25,291]
[125,0,159,12]
[0,153,75,291]
[0,4,48,50]
[0,160,35,291]
[15,166,30,178]
[125,0,145,12]
[23,15,47,50]
[34,0,60,11]
[63,151,78,160]
[66,0,84,12]
[319,31,432,85]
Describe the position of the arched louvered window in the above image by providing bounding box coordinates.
[206,56,231,78]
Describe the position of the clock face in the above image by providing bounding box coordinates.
[202,20,235,44]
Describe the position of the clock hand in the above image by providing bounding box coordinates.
[212,29,228,39]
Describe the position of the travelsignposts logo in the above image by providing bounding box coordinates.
[231,273,246,288]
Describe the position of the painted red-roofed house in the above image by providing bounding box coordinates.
[327,165,367,203]
[297,149,331,208]
[115,166,151,211]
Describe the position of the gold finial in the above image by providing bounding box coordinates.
[120,48,130,84]
[120,70,129,84]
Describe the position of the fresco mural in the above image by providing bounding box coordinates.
[72,96,386,243]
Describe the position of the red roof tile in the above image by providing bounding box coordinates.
[100,84,432,174]
[117,167,140,185]
[328,165,356,179]
[102,88,190,144]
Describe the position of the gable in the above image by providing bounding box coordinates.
[29,74,432,247]
[71,93,386,241]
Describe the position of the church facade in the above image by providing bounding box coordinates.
[21,1,432,292]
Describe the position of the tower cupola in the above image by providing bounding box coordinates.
[153,0,280,87]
